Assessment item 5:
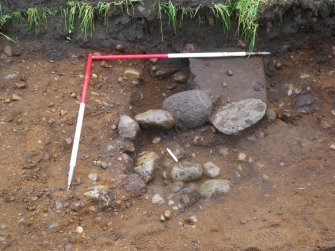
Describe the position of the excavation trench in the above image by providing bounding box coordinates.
[0,1,335,250]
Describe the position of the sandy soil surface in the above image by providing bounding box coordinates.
[0,40,335,251]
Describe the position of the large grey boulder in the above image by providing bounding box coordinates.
[135,109,175,130]
[210,98,266,135]
[162,90,213,129]
[118,115,140,140]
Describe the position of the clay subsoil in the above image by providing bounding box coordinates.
[1,1,335,251]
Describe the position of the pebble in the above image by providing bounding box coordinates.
[135,109,175,130]
[172,71,187,83]
[159,215,166,222]
[64,243,73,251]
[227,70,234,76]
[18,218,27,227]
[84,186,115,209]
[171,161,203,182]
[152,193,165,204]
[4,73,17,80]
[237,153,247,161]
[134,151,160,183]
[154,65,178,78]
[185,215,197,225]
[300,73,310,79]
[171,183,183,193]
[330,143,335,150]
[11,94,22,101]
[15,82,26,89]
[124,68,141,80]
[48,223,59,232]
[203,162,221,178]
[118,114,140,141]
[65,137,72,145]
[75,226,83,234]
[295,94,315,108]
[164,210,172,220]
[199,179,231,198]
[171,188,201,209]
[4,45,12,56]
[210,98,266,135]
[55,201,63,209]
[122,174,147,197]
[152,137,161,144]
[162,90,213,129]
[253,81,263,91]
[88,173,98,182]
[101,162,108,169]
[92,73,98,79]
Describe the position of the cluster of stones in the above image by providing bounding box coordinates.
[115,61,268,208]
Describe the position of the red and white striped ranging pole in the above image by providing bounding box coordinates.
[67,51,270,190]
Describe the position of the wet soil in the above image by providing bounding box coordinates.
[0,37,335,250]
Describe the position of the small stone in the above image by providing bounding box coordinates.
[88,173,97,182]
[300,73,310,79]
[266,107,276,121]
[237,153,247,161]
[172,188,201,209]
[11,94,22,101]
[15,82,26,89]
[101,162,108,169]
[124,68,141,80]
[18,218,27,227]
[152,137,161,144]
[171,161,203,182]
[218,147,229,156]
[122,174,147,197]
[75,226,83,234]
[92,73,98,79]
[227,70,234,76]
[330,143,335,150]
[199,179,231,198]
[118,115,140,141]
[164,210,172,220]
[65,243,73,251]
[154,66,178,78]
[185,215,197,225]
[152,193,165,204]
[159,215,166,222]
[4,98,11,103]
[295,94,315,108]
[65,137,72,145]
[171,183,183,193]
[55,201,63,209]
[84,186,115,210]
[275,62,283,69]
[4,73,17,80]
[4,45,12,56]
[203,162,221,178]
[131,79,140,86]
[135,109,175,130]
[262,173,270,179]
[49,223,59,232]
[173,71,187,83]
[134,151,160,183]
[116,44,124,51]
[253,82,263,91]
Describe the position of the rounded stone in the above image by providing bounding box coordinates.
[210,98,266,135]
[203,162,221,178]
[171,161,203,182]
[199,179,231,198]
[135,109,175,130]
[162,90,213,128]
[118,115,140,141]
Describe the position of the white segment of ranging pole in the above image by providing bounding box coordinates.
[67,103,86,190]
[167,51,270,58]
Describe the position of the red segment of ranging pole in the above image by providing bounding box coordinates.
[67,51,271,190]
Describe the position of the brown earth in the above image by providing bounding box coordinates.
[0,37,334,251]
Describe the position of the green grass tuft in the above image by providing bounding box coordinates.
[235,0,260,51]
[77,2,95,41]
[211,2,233,32]
[97,2,111,29]
[25,7,54,31]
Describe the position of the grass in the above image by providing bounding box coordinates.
[0,0,265,50]
[211,2,233,32]
[0,4,22,43]
[25,7,54,30]
[235,0,260,51]
[77,2,95,40]
[97,2,111,29]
